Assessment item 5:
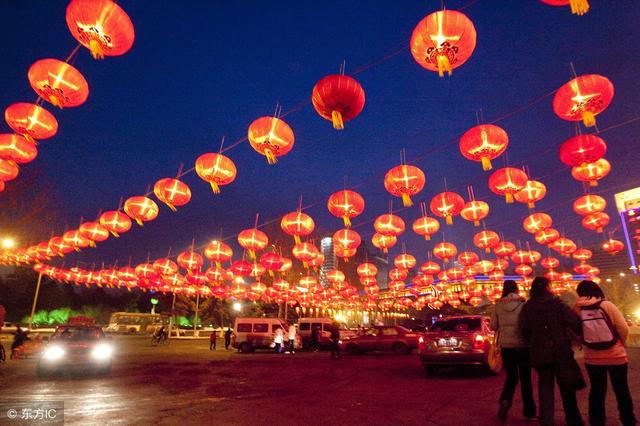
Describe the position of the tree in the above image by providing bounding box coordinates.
[600,278,640,316]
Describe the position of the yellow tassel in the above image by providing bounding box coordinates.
[265,149,277,165]
[23,134,37,145]
[215,261,221,269]
[528,202,535,209]
[209,181,220,194]
[383,248,388,254]
[597,227,603,233]
[89,240,96,248]
[249,250,256,261]
[401,193,413,207]
[570,0,589,15]
[425,235,431,241]
[590,180,598,187]
[481,157,492,171]
[49,95,63,109]
[331,110,344,130]
[269,270,274,277]
[446,216,453,225]
[582,111,596,127]
[505,193,514,204]
[164,202,177,212]
[474,220,480,227]
[343,256,349,263]
[444,258,449,264]
[436,55,452,78]
[88,39,105,60]
[293,235,301,245]
[111,231,120,238]
[135,218,144,226]
[343,216,351,228]
[485,247,490,253]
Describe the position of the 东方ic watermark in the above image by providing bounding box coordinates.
[1,401,64,424]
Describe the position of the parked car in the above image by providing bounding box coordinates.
[418,315,501,375]
[231,318,301,353]
[339,325,420,355]
[297,318,355,349]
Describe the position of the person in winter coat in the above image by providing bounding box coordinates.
[286,324,296,354]
[209,329,217,350]
[574,280,636,426]
[274,327,284,353]
[519,276,584,426]
[491,280,536,422]
[224,327,232,351]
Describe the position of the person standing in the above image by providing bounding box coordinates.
[274,327,284,353]
[286,324,296,354]
[519,276,584,426]
[490,280,536,422]
[329,325,341,360]
[574,280,636,426]
[310,326,320,352]
[224,327,232,351]
[209,328,217,350]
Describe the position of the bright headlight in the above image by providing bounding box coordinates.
[43,345,65,360]
[91,344,113,360]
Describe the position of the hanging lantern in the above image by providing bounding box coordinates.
[62,230,91,250]
[5,103,58,144]
[412,215,440,240]
[0,134,38,164]
[430,191,464,225]
[523,212,553,234]
[559,134,607,167]
[535,228,560,245]
[602,239,624,255]
[135,263,158,280]
[177,250,204,273]
[582,212,609,233]
[230,260,252,277]
[458,251,479,266]
[541,0,589,16]
[153,178,191,211]
[474,260,495,275]
[553,74,614,127]
[572,248,592,262]
[281,211,315,244]
[154,258,178,276]
[514,180,547,208]
[488,167,528,203]
[238,228,269,260]
[249,262,267,279]
[389,268,408,281]
[410,10,477,77]
[460,200,489,226]
[493,258,510,272]
[433,241,457,263]
[549,237,577,256]
[292,242,320,266]
[473,230,500,253]
[124,196,159,226]
[357,263,378,278]
[383,164,426,207]
[395,253,417,270]
[28,59,89,108]
[459,124,509,171]
[204,240,233,267]
[327,189,365,227]
[541,256,560,269]
[311,74,365,130]
[78,221,109,246]
[371,233,397,254]
[573,194,606,216]
[195,152,237,194]
[515,264,533,276]
[99,210,132,237]
[247,116,295,164]
[333,229,362,262]
[0,159,19,182]
[373,214,405,236]
[571,159,611,187]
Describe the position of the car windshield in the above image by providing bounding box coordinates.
[430,318,481,332]
[52,327,104,341]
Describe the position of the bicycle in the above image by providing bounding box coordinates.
[150,333,168,346]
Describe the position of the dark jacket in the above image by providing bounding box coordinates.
[519,294,581,368]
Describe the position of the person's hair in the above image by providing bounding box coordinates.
[576,280,605,299]
[501,280,519,298]
[529,276,551,298]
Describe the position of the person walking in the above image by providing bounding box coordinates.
[224,327,232,351]
[274,327,284,353]
[520,276,584,426]
[209,329,217,350]
[329,325,341,360]
[286,324,296,354]
[574,280,636,426]
[491,280,536,422]
[310,326,320,352]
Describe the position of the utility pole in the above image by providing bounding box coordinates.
[28,272,43,331]
[168,292,177,338]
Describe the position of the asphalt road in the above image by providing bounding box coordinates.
[0,335,638,425]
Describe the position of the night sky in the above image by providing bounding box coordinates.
[2,1,640,271]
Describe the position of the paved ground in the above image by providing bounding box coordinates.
[0,335,638,425]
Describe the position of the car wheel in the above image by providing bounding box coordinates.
[393,343,409,355]
[239,342,252,353]
[423,365,438,376]
[346,344,359,355]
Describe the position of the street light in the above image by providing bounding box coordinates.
[620,272,626,277]
[233,302,242,312]
[1,238,15,249]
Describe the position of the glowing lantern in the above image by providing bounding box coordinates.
[28,59,89,108]
[154,258,178,276]
[573,194,606,216]
[602,239,624,255]
[238,228,269,260]
[279,258,293,273]
[515,264,533,276]
[259,252,283,275]
[434,242,457,263]
[389,269,408,281]
[99,210,132,237]
[430,191,464,225]
[292,242,320,266]
[374,214,405,236]
[581,212,609,233]
[311,74,365,130]
[153,178,191,211]
[550,237,577,256]
[523,213,553,234]
[249,262,266,279]
[327,189,365,227]
[124,196,159,226]
[458,251,479,266]
[412,214,440,240]
[333,229,361,261]
[394,253,417,270]
[410,10,477,77]
[280,211,315,244]
[574,263,592,275]
[460,200,490,227]
[195,152,237,194]
[0,134,37,164]
[0,159,19,182]
[535,228,560,245]
[541,0,589,15]
[514,180,547,208]
[357,263,378,278]
[204,240,233,266]
[63,230,91,250]
[78,221,109,246]
[135,263,158,280]
[459,124,509,171]
[384,164,426,207]
[49,236,74,256]
[488,167,528,203]
[475,260,495,275]
[371,233,397,253]
[205,265,228,283]
[421,261,441,275]
[177,251,203,272]
[473,230,500,253]
[247,116,295,164]
[559,134,606,167]
[572,248,592,262]
[5,103,58,143]
[541,256,560,269]
[494,258,510,271]
[553,74,613,127]
[571,159,611,187]
[66,0,135,59]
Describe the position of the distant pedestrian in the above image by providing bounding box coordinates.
[310,326,320,352]
[574,280,636,426]
[210,329,217,350]
[520,276,584,426]
[224,327,232,351]
[274,327,284,353]
[329,325,341,360]
[490,280,536,422]
[286,325,296,354]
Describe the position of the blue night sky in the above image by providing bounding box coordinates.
[2,1,640,270]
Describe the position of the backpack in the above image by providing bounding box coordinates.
[579,301,619,350]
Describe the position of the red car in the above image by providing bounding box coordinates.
[418,315,501,375]
[339,325,420,355]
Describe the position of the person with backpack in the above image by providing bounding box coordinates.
[519,277,584,426]
[574,280,636,426]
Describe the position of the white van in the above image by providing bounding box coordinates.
[231,318,301,353]
[297,318,355,349]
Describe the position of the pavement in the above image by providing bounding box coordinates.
[0,335,638,425]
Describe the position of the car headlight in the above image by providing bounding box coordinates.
[91,344,113,360]
[42,345,65,361]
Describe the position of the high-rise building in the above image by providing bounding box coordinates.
[320,237,337,286]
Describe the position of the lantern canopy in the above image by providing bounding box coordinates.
[5,103,58,143]
[488,167,528,203]
[459,124,509,171]
[327,190,365,227]
[384,164,426,207]
[195,153,236,194]
[247,116,295,164]
[28,59,89,108]
[553,74,614,127]
[311,74,365,130]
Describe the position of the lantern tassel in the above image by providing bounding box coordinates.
[343,216,351,228]
[89,240,96,248]
[209,181,221,194]
[265,149,277,165]
[485,247,491,253]
[505,193,514,203]
[23,134,38,145]
[88,40,105,60]
[436,55,452,78]
[249,250,256,261]
[294,235,301,244]
[582,110,596,127]
[597,227,603,233]
[215,261,221,269]
[49,95,63,109]
[590,180,598,187]
[111,231,120,238]
[446,216,453,225]
[528,202,535,209]
[570,0,590,15]
[473,220,480,227]
[135,218,144,227]
[401,193,413,207]
[481,157,492,171]
[425,235,431,241]
[331,110,344,130]
[164,202,178,212]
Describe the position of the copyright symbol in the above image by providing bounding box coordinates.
[6,409,17,419]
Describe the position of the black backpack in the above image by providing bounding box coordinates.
[579,301,619,350]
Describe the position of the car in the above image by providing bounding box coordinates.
[37,324,113,377]
[339,325,420,355]
[297,318,355,349]
[231,318,301,353]
[418,315,502,375]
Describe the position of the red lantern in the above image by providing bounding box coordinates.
[488,167,528,203]
[63,230,91,250]
[571,159,611,187]
[204,240,233,266]
[374,214,405,236]
[357,263,378,278]
[541,256,560,269]
[535,228,560,245]
[421,261,441,276]
[78,221,109,245]
[153,178,191,211]
[311,74,365,130]
[177,251,204,272]
[541,0,589,16]
[394,253,417,270]
[99,210,132,237]
[195,153,237,194]
[602,239,624,255]
[460,200,489,226]
[0,159,19,182]
[434,242,457,264]
[124,196,159,226]
[0,134,37,164]
[247,116,295,164]
[384,164,426,207]
[514,180,547,208]
[66,0,135,59]
[154,258,178,276]
[412,214,440,240]
[5,103,58,143]
[573,194,606,216]
[572,248,592,262]
[473,230,500,253]
[281,211,315,244]
[28,59,89,108]
[458,251,479,266]
[333,229,361,261]
[582,212,609,233]
[494,241,516,258]
[135,263,158,280]
[553,74,613,127]
[410,10,477,77]
[229,260,252,277]
[238,228,269,259]
[515,264,533,276]
[459,124,509,171]
[523,213,553,234]
[371,233,397,254]
[550,237,577,256]
[327,189,365,227]
[474,260,495,275]
[430,191,464,225]
[559,134,606,167]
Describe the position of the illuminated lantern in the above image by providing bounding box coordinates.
[205,265,228,283]
[118,267,137,282]
[195,152,237,194]
[281,211,315,244]
[247,116,295,164]
[458,251,479,266]
[394,253,417,270]
[249,262,266,279]
[384,164,426,207]
[494,258,510,271]
[135,263,158,280]
[541,0,589,15]
[177,251,204,272]
[430,191,464,225]
[559,134,606,167]
[327,189,365,227]
[389,268,408,281]
[374,214,405,236]
[371,233,397,253]
[473,230,500,253]
[238,228,269,260]
[279,258,293,273]
[204,240,233,267]
[153,178,191,211]
[586,266,600,277]
[311,74,365,130]
[99,210,132,237]
[421,261,441,275]
[550,237,577,256]
[572,248,592,262]
[582,212,609,233]
[259,252,283,274]
[327,269,346,283]
[78,221,109,246]
[541,256,560,269]
[292,242,320,266]
[553,74,613,127]
[124,196,159,226]
[573,194,606,216]
[574,263,592,275]
[434,241,457,264]
[154,258,178,276]
[514,180,547,208]
[49,236,74,256]
[460,200,489,227]
[410,10,477,77]
[535,228,560,245]
[488,167,528,203]
[0,159,19,182]
[5,103,58,143]
[0,134,37,164]
[459,124,509,171]
[357,263,378,278]
[63,230,91,250]
[475,260,495,275]
[515,264,533,276]
[602,239,624,255]
[523,213,553,234]
[571,159,611,187]
[333,229,361,261]
[412,215,440,240]
[28,59,89,108]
